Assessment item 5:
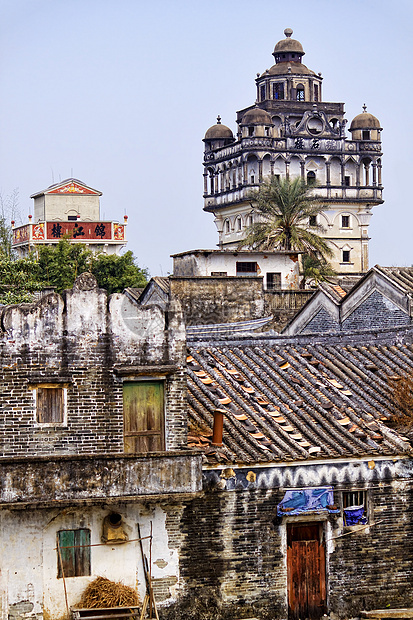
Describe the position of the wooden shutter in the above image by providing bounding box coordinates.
[37,387,64,423]
[57,529,90,578]
[123,381,165,453]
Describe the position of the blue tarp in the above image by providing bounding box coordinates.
[277,486,340,516]
[343,505,367,526]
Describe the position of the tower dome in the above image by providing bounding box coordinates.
[349,105,382,141]
[241,107,272,125]
[273,28,305,63]
[204,116,234,140]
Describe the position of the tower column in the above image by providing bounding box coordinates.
[243,162,248,185]
[378,162,382,185]
[203,172,208,195]
[372,163,377,186]
[300,161,305,181]
[285,160,290,179]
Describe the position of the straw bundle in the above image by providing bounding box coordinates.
[78,576,140,608]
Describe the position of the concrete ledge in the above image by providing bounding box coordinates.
[361,610,413,619]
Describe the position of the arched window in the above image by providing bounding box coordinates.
[307,171,316,185]
[224,219,230,234]
[296,86,305,101]
[236,216,242,231]
[247,214,253,227]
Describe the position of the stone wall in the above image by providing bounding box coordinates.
[0,274,187,456]
[170,277,265,325]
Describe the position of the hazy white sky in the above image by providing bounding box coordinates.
[0,0,412,276]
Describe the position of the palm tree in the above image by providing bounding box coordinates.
[300,254,336,289]
[239,175,333,260]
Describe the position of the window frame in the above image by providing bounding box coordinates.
[341,215,350,229]
[266,272,282,290]
[123,379,165,454]
[32,384,67,426]
[236,261,258,276]
[342,250,351,263]
[57,528,91,578]
[342,490,368,527]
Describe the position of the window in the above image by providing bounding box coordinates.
[362,130,370,140]
[342,250,350,263]
[123,381,165,453]
[250,174,255,184]
[248,126,254,137]
[341,215,350,228]
[260,85,266,101]
[314,84,319,102]
[247,214,253,227]
[342,491,367,526]
[265,126,271,137]
[224,219,230,234]
[236,217,242,231]
[211,271,227,276]
[344,176,350,187]
[35,386,65,424]
[266,272,281,290]
[296,87,305,101]
[309,215,317,227]
[57,529,91,578]
[307,171,316,185]
[273,82,284,100]
[236,261,258,276]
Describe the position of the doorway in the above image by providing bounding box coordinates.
[287,522,327,620]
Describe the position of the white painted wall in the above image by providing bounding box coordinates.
[0,504,179,620]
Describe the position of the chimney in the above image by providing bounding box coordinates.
[212,409,225,446]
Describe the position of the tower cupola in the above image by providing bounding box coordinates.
[349,105,382,141]
[273,28,305,64]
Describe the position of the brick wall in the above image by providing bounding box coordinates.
[0,274,187,456]
[161,462,413,620]
[342,290,411,331]
[302,307,341,334]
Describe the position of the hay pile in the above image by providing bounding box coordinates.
[78,576,140,609]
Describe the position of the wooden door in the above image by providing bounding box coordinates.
[287,523,326,620]
[123,381,165,453]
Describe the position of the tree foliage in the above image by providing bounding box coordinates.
[90,250,149,294]
[0,239,149,304]
[239,175,333,260]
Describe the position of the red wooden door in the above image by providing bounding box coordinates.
[287,523,326,620]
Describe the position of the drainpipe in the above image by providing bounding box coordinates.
[212,409,225,445]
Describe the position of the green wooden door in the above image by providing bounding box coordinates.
[123,381,165,453]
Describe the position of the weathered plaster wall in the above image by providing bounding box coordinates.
[0,501,189,620]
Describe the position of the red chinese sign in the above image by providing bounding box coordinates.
[46,221,112,240]
[13,225,30,244]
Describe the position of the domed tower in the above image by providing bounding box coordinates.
[202,29,383,277]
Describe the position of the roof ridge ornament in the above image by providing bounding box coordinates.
[362,103,367,112]
[284,27,293,38]
[217,115,221,124]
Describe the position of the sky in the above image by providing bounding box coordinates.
[0,0,412,277]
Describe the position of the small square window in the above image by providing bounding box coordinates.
[342,491,367,526]
[236,261,258,276]
[342,250,350,263]
[57,529,91,578]
[266,272,281,290]
[35,386,66,424]
[344,176,350,187]
[362,130,370,140]
[341,215,350,228]
[248,127,254,137]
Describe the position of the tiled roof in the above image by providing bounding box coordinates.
[186,335,413,464]
[152,276,170,295]
[375,266,413,294]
